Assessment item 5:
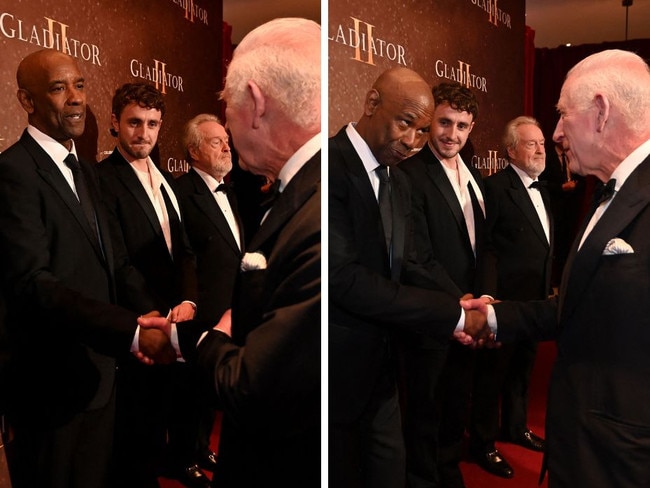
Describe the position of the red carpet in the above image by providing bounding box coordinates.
[160,342,556,487]
[158,410,222,488]
[460,341,556,488]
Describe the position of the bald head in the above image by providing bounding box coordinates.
[356,67,434,167]
[16,49,86,149]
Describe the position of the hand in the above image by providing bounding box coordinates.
[135,315,174,365]
[141,310,162,318]
[171,302,196,322]
[137,314,172,338]
[136,327,176,365]
[213,309,232,337]
[458,297,493,348]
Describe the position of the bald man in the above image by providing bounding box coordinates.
[0,49,172,488]
[329,67,490,487]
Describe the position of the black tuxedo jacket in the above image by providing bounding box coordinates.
[194,153,321,487]
[495,154,650,486]
[399,144,488,349]
[97,149,197,313]
[176,169,243,324]
[328,127,462,424]
[482,164,553,300]
[0,131,148,428]
[400,143,487,298]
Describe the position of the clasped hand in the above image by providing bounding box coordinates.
[135,310,175,365]
[453,294,499,348]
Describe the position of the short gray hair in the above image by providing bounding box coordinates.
[503,115,541,151]
[220,18,320,131]
[561,49,650,137]
[182,113,222,161]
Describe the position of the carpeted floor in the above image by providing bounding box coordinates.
[160,341,557,487]
[459,340,556,488]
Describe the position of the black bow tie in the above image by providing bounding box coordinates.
[594,178,616,205]
[215,183,229,193]
[529,180,547,190]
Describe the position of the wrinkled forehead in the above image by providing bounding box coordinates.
[382,88,434,121]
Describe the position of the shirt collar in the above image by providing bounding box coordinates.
[192,166,223,192]
[346,122,382,176]
[509,163,537,188]
[276,132,321,192]
[610,138,650,192]
[27,124,78,163]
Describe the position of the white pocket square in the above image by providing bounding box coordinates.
[602,238,634,255]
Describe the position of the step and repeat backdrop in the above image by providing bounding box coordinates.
[0,0,222,175]
[329,0,525,176]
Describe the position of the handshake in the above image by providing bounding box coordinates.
[135,311,176,365]
[454,294,499,348]
[134,308,233,365]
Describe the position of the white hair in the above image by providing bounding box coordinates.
[562,49,650,136]
[221,18,321,131]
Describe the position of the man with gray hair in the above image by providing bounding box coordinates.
[466,49,650,487]
[469,115,551,480]
[175,113,243,482]
[140,17,321,488]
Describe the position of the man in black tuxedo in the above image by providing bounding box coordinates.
[176,113,243,474]
[142,17,321,488]
[0,49,174,488]
[466,49,650,487]
[177,114,242,325]
[97,83,204,487]
[329,69,490,488]
[469,116,551,478]
[396,81,487,488]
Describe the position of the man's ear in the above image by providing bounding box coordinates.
[594,94,610,133]
[188,145,200,161]
[111,114,120,137]
[17,89,34,114]
[248,80,266,129]
[364,89,381,117]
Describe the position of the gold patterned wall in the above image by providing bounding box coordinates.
[0,0,222,175]
[328,0,525,176]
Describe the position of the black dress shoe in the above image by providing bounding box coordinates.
[475,449,514,479]
[179,464,211,488]
[198,451,218,472]
[513,429,545,452]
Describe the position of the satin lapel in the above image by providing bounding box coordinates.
[333,130,389,265]
[561,162,650,321]
[247,153,320,252]
[111,153,163,237]
[425,153,466,234]
[23,133,105,262]
[189,171,241,254]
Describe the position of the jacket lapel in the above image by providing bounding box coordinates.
[188,169,241,254]
[334,130,389,264]
[23,132,106,263]
[109,150,163,238]
[504,166,549,248]
[247,153,320,253]
[560,157,650,321]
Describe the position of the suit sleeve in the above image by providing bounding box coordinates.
[493,297,558,343]
[328,162,461,338]
[402,163,464,298]
[0,153,138,356]
[196,195,320,432]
